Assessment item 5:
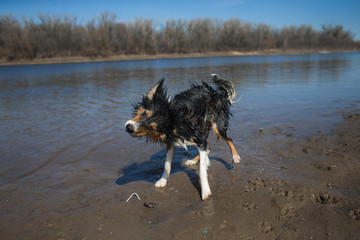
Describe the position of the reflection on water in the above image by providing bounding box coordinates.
[0,52,360,185]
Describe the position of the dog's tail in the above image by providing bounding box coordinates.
[211,74,239,104]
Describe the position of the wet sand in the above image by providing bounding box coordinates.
[1,108,359,239]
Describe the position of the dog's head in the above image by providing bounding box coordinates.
[125,79,170,143]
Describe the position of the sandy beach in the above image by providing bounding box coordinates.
[1,107,359,239]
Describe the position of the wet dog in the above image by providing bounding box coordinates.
[125,74,241,200]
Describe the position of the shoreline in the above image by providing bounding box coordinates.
[0,49,358,66]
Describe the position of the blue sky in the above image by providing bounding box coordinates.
[2,0,360,40]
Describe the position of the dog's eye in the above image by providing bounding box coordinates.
[141,111,147,118]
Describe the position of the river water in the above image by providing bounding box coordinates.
[1,53,360,186]
[0,52,360,238]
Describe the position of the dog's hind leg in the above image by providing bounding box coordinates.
[212,123,241,163]
[197,144,212,200]
[226,138,241,163]
[155,145,175,188]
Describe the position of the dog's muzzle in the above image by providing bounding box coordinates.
[125,120,138,134]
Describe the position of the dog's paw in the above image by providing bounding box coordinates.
[232,154,241,164]
[155,178,167,188]
[184,159,198,166]
[201,188,212,200]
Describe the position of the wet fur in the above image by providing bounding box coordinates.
[125,74,241,200]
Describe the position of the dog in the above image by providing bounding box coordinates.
[125,74,241,200]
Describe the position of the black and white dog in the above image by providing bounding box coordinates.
[125,74,240,200]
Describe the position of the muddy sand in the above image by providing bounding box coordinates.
[1,109,360,239]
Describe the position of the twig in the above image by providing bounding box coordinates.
[126,192,141,202]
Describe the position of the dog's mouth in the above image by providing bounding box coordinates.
[125,120,166,142]
[125,120,148,138]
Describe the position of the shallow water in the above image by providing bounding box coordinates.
[1,53,360,186]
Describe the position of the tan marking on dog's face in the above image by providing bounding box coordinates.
[149,122,158,131]
[132,127,165,142]
[131,107,153,123]
[127,108,154,138]
[151,132,166,142]
[128,109,165,142]
[147,122,166,142]
[131,108,144,122]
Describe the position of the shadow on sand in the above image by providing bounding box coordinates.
[116,146,233,193]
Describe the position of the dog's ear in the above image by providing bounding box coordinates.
[147,79,165,100]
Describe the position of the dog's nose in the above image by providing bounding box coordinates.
[126,123,135,133]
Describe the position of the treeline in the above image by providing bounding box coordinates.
[1,12,359,61]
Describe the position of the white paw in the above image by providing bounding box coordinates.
[184,159,198,166]
[155,178,167,188]
[201,187,212,200]
[232,155,241,164]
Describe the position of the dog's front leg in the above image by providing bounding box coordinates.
[155,145,174,188]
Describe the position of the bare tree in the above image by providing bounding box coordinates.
[0,13,358,62]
